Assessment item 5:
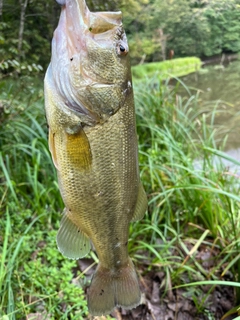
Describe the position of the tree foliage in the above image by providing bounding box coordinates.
[0,0,60,75]
[129,0,240,63]
[0,0,240,73]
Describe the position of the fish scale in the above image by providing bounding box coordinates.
[53,95,138,263]
[44,0,148,316]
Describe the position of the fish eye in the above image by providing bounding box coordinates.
[118,44,128,56]
[120,45,125,52]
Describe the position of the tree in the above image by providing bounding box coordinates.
[1,0,240,71]
[18,0,29,57]
[0,0,3,17]
[0,0,59,74]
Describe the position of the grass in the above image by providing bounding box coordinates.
[132,57,202,80]
[0,74,240,319]
[133,77,240,317]
[0,76,88,319]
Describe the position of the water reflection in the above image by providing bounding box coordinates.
[194,148,240,176]
[177,59,240,168]
[178,59,240,156]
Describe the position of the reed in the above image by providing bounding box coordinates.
[0,75,239,319]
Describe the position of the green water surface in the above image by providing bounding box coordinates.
[179,59,240,150]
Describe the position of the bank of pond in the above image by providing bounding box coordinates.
[132,57,202,80]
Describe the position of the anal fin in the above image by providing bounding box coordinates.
[131,183,148,222]
[57,209,91,259]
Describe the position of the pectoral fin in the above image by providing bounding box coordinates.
[65,128,92,171]
[131,183,148,222]
[49,126,92,172]
[57,209,91,259]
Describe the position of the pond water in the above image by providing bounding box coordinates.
[178,58,240,170]
[179,59,240,150]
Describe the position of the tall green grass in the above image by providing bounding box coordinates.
[135,77,240,236]
[0,75,240,319]
[0,76,61,213]
[0,77,88,319]
[131,77,240,315]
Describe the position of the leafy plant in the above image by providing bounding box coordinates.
[1,74,240,318]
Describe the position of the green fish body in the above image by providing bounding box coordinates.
[44,0,147,315]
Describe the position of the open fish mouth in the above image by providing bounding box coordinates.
[54,0,124,57]
[49,0,131,125]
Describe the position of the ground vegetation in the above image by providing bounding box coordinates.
[0,74,240,319]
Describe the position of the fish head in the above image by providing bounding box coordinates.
[50,0,132,125]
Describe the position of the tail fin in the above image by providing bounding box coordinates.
[87,258,141,316]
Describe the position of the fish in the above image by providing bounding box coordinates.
[44,0,148,316]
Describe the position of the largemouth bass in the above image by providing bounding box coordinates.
[44,0,148,315]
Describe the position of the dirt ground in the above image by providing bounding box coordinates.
[108,271,235,320]
[26,247,236,320]
[79,246,236,320]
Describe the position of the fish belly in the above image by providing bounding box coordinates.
[56,92,139,260]
[46,83,147,315]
